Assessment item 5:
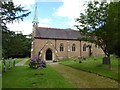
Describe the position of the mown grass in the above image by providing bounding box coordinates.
[0,76,1,90]
[50,64,118,88]
[25,59,30,65]
[15,58,29,64]
[59,55,119,81]
[2,65,75,88]
[0,61,2,89]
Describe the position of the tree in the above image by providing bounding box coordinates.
[2,30,32,58]
[1,1,30,30]
[1,0,31,58]
[108,1,120,57]
[75,1,120,68]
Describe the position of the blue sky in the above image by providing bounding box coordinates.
[7,0,88,35]
[7,0,113,35]
[33,2,70,28]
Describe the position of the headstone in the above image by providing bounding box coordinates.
[77,56,81,62]
[2,58,6,72]
[9,58,12,69]
[94,53,97,60]
[74,60,77,62]
[82,57,86,60]
[79,60,82,63]
[13,58,16,67]
[103,57,110,64]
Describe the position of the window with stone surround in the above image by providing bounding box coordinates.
[72,44,76,52]
[60,43,64,52]
[83,44,86,51]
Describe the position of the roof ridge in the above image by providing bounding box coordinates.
[37,27,79,32]
[35,26,82,40]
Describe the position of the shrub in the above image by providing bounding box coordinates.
[29,56,46,69]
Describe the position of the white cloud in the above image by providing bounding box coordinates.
[39,18,51,24]
[38,23,50,27]
[12,0,35,11]
[57,0,113,29]
[7,21,33,35]
[7,21,50,35]
[12,0,35,6]
[38,18,51,27]
[36,0,62,2]
[54,0,88,29]
[4,0,36,35]
[6,0,51,35]
[7,18,51,35]
[55,0,87,20]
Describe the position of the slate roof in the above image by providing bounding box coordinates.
[34,27,82,40]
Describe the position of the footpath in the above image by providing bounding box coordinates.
[50,64,118,88]
[15,59,28,66]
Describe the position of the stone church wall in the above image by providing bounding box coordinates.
[31,38,104,61]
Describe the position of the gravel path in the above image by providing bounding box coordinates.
[15,59,28,66]
[50,64,118,88]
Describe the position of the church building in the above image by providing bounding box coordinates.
[31,4,104,61]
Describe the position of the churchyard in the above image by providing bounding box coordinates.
[1,0,120,89]
[59,55,119,80]
[1,55,119,88]
[2,59,75,88]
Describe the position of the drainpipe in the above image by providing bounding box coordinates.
[80,40,82,57]
[55,39,56,49]
[67,41,69,58]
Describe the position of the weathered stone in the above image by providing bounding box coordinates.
[2,58,6,72]
[13,58,16,67]
[9,58,12,69]
[79,60,82,63]
[102,57,110,64]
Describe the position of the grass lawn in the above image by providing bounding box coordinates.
[0,76,1,90]
[2,65,75,88]
[25,59,30,65]
[59,55,119,81]
[15,58,29,64]
[2,58,29,70]
[50,64,118,88]
[0,68,1,90]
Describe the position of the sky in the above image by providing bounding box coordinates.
[6,0,114,35]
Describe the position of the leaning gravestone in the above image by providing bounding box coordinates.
[2,58,6,72]
[9,58,12,69]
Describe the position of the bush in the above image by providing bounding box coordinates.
[29,56,46,69]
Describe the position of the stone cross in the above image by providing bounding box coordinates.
[2,58,6,72]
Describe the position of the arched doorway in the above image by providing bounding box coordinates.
[46,49,52,60]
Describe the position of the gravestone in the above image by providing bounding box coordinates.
[79,60,82,63]
[78,56,82,63]
[2,58,6,72]
[103,57,110,64]
[9,58,12,69]
[94,53,97,60]
[82,57,86,60]
[13,58,16,67]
